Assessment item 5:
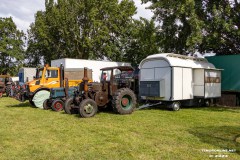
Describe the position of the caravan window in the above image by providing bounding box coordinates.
[205,70,221,83]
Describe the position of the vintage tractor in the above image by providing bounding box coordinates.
[64,66,137,118]
[43,80,77,112]
[0,75,14,97]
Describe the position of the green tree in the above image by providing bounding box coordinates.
[27,0,137,65]
[142,0,204,54]
[200,1,240,54]
[123,18,159,66]
[142,0,240,55]
[0,17,25,75]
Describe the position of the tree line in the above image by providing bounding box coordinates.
[0,0,239,75]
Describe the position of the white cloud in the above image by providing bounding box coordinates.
[0,0,153,33]
[0,0,45,33]
[133,1,153,20]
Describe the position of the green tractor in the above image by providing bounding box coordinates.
[64,66,138,118]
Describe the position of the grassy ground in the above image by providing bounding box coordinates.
[0,96,239,160]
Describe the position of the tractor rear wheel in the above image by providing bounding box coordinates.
[51,99,64,112]
[64,97,78,114]
[79,99,98,118]
[112,88,136,114]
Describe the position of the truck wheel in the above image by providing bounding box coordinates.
[32,90,50,109]
[51,99,64,112]
[170,101,181,111]
[43,99,51,110]
[112,88,136,114]
[29,99,36,107]
[79,99,98,118]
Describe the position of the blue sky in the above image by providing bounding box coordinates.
[0,0,153,33]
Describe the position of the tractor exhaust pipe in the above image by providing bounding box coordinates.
[60,64,64,87]
[82,67,89,96]
[64,78,69,99]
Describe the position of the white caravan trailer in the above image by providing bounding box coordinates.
[139,53,221,111]
[51,58,131,82]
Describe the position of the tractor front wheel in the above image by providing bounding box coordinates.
[51,99,64,112]
[112,88,136,114]
[79,99,98,118]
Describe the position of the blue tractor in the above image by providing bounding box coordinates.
[43,79,77,112]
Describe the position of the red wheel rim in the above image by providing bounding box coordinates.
[121,98,129,106]
[54,102,63,111]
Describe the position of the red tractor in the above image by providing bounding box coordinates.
[64,66,138,118]
[0,75,13,98]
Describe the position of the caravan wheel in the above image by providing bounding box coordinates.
[171,101,181,111]
[204,100,210,107]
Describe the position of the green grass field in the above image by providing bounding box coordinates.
[0,96,239,160]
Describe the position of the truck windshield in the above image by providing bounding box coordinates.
[36,68,43,79]
[46,69,58,78]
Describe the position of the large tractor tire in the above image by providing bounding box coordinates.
[112,88,136,114]
[64,97,78,114]
[51,99,64,112]
[79,99,98,118]
[32,90,50,109]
